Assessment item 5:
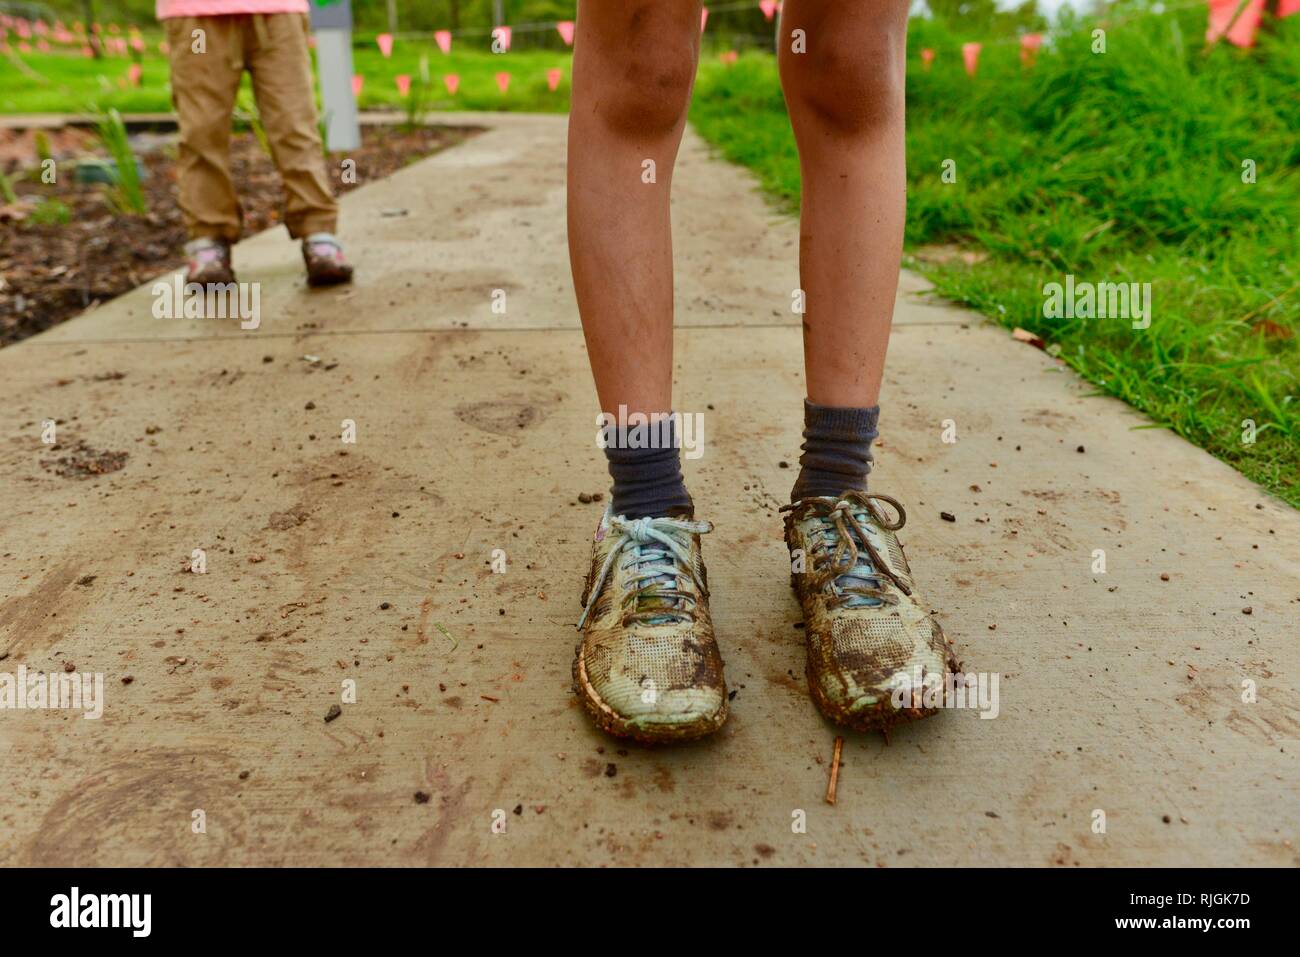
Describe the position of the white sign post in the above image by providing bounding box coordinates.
[309,0,361,152]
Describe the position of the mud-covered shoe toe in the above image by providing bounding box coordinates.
[807,612,950,730]
[576,630,727,740]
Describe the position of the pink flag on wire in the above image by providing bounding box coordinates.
[701,7,709,31]
[18,40,30,53]
[376,32,393,57]
[443,73,460,95]
[1206,0,1266,47]
[719,49,738,65]
[128,63,142,86]
[1019,33,1042,66]
[351,74,364,97]
[81,45,93,57]
[492,25,511,51]
[546,67,562,91]
[495,71,511,93]
[759,0,778,20]
[130,36,144,52]
[962,42,981,76]
[37,38,49,52]
[556,21,574,45]
[434,29,451,54]
[920,48,935,70]
[1279,0,1300,16]
[395,74,411,96]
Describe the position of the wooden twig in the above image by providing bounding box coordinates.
[825,735,843,805]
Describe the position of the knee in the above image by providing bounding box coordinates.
[592,40,697,137]
[782,33,904,136]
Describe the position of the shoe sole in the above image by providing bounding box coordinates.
[571,637,728,745]
[306,271,353,288]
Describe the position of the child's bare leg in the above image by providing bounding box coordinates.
[568,1,728,746]
[780,0,909,410]
[778,2,951,735]
[567,0,702,519]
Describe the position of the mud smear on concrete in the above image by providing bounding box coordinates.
[21,749,246,866]
[454,396,546,436]
[40,441,127,479]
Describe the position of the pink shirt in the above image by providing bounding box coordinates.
[157,0,308,19]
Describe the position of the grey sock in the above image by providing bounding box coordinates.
[602,415,693,519]
[790,400,880,502]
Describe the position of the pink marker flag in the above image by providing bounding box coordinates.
[395,74,411,96]
[719,49,738,66]
[1206,0,1266,47]
[920,48,935,70]
[492,25,511,51]
[1279,0,1300,16]
[130,36,144,52]
[1019,33,1042,66]
[495,71,511,93]
[443,73,460,95]
[18,40,30,53]
[556,21,574,45]
[34,19,47,35]
[701,7,709,31]
[81,45,93,57]
[376,32,393,57]
[760,0,778,21]
[434,29,451,54]
[351,74,364,97]
[962,42,981,77]
[37,38,50,52]
[546,67,562,91]
[128,63,142,86]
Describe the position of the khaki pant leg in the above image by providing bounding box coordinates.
[165,16,244,242]
[245,14,338,238]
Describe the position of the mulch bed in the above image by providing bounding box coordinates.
[0,123,476,347]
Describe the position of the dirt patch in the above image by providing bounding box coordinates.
[1,123,479,347]
[454,397,545,436]
[40,440,128,478]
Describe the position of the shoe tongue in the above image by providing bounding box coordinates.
[631,543,681,615]
[826,510,886,603]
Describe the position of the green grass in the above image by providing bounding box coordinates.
[0,36,571,114]
[690,10,1299,507]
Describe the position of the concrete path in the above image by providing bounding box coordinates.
[1,113,1295,867]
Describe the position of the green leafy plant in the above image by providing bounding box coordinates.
[94,107,147,215]
[402,55,433,131]
[29,197,72,225]
[234,90,272,157]
[318,110,333,157]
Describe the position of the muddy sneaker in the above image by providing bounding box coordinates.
[184,238,235,285]
[574,507,728,743]
[782,490,955,732]
[302,233,354,287]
